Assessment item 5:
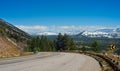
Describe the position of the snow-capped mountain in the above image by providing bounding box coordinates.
[36,30,81,35]
[35,27,120,38]
[96,28,120,33]
[81,31,110,38]
[79,28,120,38]
[115,28,120,32]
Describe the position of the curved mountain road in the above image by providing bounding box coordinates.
[0,52,101,71]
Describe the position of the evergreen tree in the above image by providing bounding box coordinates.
[91,41,98,52]
[26,33,76,52]
[81,46,86,52]
[63,34,76,50]
[56,33,63,51]
[26,35,56,52]
[69,39,76,50]
[63,34,71,50]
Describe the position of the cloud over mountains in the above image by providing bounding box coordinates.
[16,25,120,35]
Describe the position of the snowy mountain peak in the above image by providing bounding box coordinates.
[79,30,120,38]
[35,27,120,38]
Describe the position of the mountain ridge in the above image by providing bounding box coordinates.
[0,19,31,40]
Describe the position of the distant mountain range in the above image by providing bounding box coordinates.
[76,28,120,38]
[36,28,120,38]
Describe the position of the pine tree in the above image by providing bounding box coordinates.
[63,34,71,50]
[69,39,76,50]
[81,46,86,52]
[26,33,76,52]
[56,33,63,51]
[91,41,98,52]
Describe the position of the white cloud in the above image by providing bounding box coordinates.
[15,25,120,35]
[16,25,48,30]
[37,32,57,35]
[16,25,48,34]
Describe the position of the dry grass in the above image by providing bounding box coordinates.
[20,52,34,56]
[0,36,20,58]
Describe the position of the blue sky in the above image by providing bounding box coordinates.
[0,0,120,34]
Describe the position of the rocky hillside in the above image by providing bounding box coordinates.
[0,19,31,41]
[0,19,31,57]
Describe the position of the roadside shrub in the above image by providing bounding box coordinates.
[0,28,6,36]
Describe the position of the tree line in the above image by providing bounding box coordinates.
[25,33,112,53]
[25,33,77,52]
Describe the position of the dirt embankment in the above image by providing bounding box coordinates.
[0,36,20,57]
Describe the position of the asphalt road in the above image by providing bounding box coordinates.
[0,52,101,71]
